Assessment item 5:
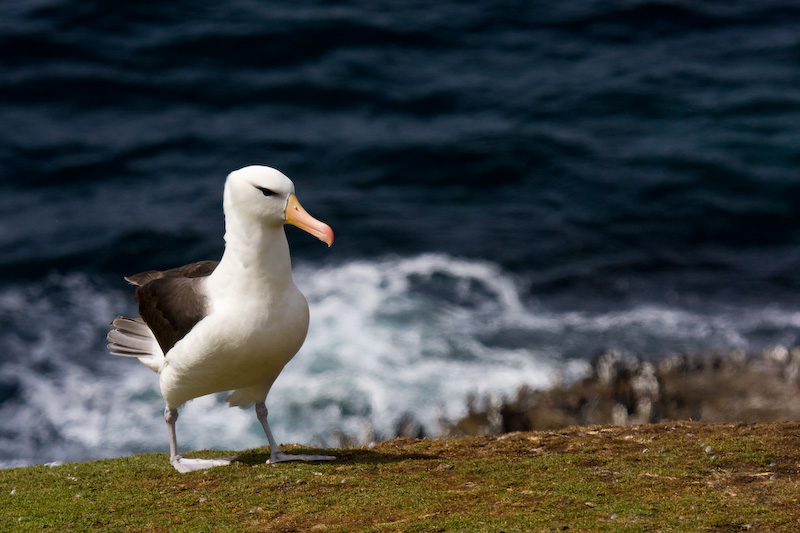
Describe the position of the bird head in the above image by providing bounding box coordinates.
[224,165,334,246]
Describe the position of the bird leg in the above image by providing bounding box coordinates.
[255,402,335,463]
[165,407,235,473]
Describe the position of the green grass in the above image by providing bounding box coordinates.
[2,421,799,532]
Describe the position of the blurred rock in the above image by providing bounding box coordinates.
[444,347,800,436]
[395,412,426,439]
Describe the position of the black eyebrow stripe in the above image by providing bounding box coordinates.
[255,186,276,196]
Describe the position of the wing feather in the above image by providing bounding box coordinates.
[128,261,219,354]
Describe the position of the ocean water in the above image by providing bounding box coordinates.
[2,0,800,468]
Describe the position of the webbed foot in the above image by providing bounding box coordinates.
[171,454,236,473]
[267,451,336,464]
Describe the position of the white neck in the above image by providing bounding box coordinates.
[208,213,294,296]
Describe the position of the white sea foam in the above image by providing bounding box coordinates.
[282,254,559,446]
[1,255,798,468]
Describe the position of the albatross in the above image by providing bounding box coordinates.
[107,165,335,473]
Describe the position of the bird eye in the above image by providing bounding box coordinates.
[255,186,275,197]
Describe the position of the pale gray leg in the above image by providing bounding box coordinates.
[255,401,335,463]
[165,406,235,473]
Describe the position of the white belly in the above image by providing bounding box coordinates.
[159,287,310,408]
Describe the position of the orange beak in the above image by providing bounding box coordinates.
[284,193,334,247]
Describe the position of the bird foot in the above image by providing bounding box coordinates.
[267,451,336,464]
[171,455,236,473]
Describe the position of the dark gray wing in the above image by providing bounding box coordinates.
[127,261,219,354]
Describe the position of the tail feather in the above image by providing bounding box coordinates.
[107,316,164,372]
[107,328,152,354]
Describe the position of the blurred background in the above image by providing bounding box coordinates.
[1,0,800,467]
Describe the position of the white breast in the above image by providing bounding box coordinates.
[158,277,310,409]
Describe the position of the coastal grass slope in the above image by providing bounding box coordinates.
[2,421,799,531]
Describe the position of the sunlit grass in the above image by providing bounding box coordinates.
[2,421,799,531]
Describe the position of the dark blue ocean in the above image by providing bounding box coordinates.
[2,0,800,468]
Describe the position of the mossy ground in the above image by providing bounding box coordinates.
[2,421,799,532]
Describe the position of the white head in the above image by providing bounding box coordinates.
[223,165,334,246]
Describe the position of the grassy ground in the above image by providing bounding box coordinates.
[2,420,799,532]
